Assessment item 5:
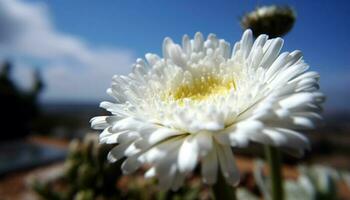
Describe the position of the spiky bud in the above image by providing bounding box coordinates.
[241,5,296,38]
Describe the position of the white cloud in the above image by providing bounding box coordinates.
[0,0,135,101]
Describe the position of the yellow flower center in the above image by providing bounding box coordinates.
[171,76,236,103]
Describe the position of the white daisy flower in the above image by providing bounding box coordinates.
[91,30,324,190]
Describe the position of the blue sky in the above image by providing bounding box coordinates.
[44,0,350,63]
[1,0,350,111]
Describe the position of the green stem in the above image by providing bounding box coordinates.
[265,145,284,200]
[212,173,236,200]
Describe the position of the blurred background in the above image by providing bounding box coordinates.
[0,0,349,199]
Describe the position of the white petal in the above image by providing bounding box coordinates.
[121,156,142,174]
[182,34,191,55]
[217,145,240,186]
[99,101,128,116]
[279,93,315,110]
[193,32,204,52]
[147,128,184,145]
[107,141,133,162]
[219,39,231,59]
[214,120,263,147]
[169,44,186,67]
[201,147,218,184]
[260,38,284,68]
[276,128,310,150]
[162,37,173,59]
[156,151,178,190]
[116,131,139,144]
[249,131,275,145]
[144,167,156,179]
[177,135,199,173]
[292,116,316,129]
[265,52,290,79]
[139,136,184,164]
[90,116,108,130]
[100,127,113,138]
[251,34,268,50]
[195,132,213,157]
[145,54,160,68]
[240,29,253,58]
[262,129,288,146]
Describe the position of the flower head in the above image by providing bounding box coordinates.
[241,5,296,38]
[91,30,324,190]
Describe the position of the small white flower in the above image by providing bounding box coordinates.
[91,30,324,190]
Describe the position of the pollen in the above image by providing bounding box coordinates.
[171,75,236,102]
